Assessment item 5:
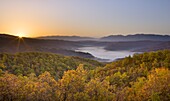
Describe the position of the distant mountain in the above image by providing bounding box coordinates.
[104,40,170,52]
[100,34,170,42]
[1,34,170,60]
[0,34,94,59]
[134,41,170,52]
[38,34,170,42]
[38,35,97,41]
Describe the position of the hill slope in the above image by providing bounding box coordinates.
[104,40,170,52]
[0,52,104,79]
[0,50,169,101]
[0,34,95,58]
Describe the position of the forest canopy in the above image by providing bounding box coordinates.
[0,50,170,101]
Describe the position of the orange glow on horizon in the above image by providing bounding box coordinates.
[16,33,25,38]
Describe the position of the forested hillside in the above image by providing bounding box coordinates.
[0,50,170,101]
[0,52,103,80]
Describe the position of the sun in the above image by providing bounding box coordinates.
[17,33,25,38]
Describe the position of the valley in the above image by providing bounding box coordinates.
[0,33,170,101]
[75,46,139,62]
[1,34,170,62]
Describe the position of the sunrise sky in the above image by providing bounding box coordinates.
[0,0,170,37]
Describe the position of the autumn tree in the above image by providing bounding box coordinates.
[56,64,87,101]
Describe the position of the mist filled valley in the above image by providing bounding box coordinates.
[75,46,139,62]
[0,33,170,101]
[1,34,170,62]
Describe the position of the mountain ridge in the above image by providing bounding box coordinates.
[37,35,96,41]
[0,34,96,59]
[36,33,170,42]
[100,34,170,41]
[1,33,170,61]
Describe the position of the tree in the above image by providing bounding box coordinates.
[56,64,87,101]
[85,78,113,101]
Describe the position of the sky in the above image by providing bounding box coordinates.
[0,0,170,37]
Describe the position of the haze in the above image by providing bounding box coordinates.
[0,0,170,37]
